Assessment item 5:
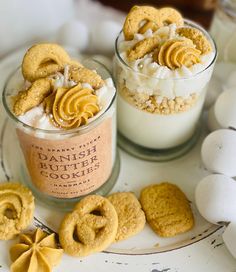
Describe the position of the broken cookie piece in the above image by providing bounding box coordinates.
[13,78,51,116]
[69,66,104,89]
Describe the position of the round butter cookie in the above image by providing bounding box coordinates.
[107,192,146,242]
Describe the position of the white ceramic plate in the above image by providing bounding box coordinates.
[0,49,235,272]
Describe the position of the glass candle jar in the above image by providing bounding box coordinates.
[2,59,119,210]
[114,20,217,161]
[210,0,236,62]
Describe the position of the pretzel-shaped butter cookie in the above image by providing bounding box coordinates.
[123,6,162,40]
[158,8,183,28]
[59,195,118,257]
[0,182,35,240]
[138,21,159,35]
[123,6,183,40]
[22,44,76,82]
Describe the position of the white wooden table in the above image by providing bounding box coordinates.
[0,49,235,272]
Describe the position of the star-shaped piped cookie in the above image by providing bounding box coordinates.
[10,228,63,272]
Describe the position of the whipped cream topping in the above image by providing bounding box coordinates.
[18,105,57,130]
[18,77,116,130]
[49,65,77,90]
[117,24,215,99]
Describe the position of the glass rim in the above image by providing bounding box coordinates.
[2,58,117,135]
[115,18,217,81]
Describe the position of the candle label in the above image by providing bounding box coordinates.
[17,118,112,198]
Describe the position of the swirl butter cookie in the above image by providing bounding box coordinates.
[140,182,194,237]
[59,195,118,257]
[0,182,35,240]
[107,192,146,242]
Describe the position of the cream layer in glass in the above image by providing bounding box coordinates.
[115,21,216,149]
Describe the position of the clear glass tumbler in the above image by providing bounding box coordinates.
[114,20,217,161]
[2,59,119,210]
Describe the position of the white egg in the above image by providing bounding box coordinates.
[195,174,236,224]
[201,129,236,177]
[204,76,222,109]
[207,105,222,132]
[92,55,112,72]
[214,88,236,129]
[57,20,89,51]
[223,222,236,258]
[91,20,122,53]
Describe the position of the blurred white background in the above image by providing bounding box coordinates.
[0,0,124,59]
